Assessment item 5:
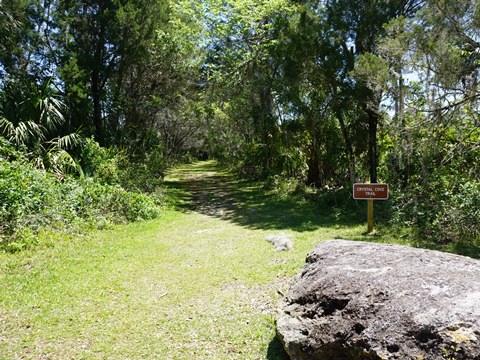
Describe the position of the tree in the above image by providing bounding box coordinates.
[53,0,172,145]
[0,78,81,175]
[0,0,22,78]
[322,0,422,183]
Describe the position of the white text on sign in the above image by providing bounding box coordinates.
[353,184,389,200]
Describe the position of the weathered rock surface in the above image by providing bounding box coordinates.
[276,240,480,360]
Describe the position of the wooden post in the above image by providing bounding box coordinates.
[367,199,374,233]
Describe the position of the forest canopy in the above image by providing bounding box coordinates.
[0,0,479,248]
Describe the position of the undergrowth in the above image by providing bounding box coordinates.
[245,172,480,258]
[0,137,164,253]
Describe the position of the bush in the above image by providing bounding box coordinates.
[390,174,480,245]
[0,159,56,227]
[0,154,164,253]
[108,188,162,222]
[0,136,24,161]
[242,141,307,180]
[118,160,164,194]
[264,175,302,197]
[79,137,122,185]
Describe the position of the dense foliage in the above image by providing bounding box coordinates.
[199,0,479,246]
[0,137,163,252]
[0,0,478,249]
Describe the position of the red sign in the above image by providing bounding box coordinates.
[353,183,389,200]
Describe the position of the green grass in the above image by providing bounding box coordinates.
[0,160,410,359]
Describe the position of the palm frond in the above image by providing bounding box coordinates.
[7,121,46,146]
[39,95,65,130]
[47,148,84,179]
[31,155,46,170]
[49,133,83,150]
[0,79,84,177]
[0,116,14,138]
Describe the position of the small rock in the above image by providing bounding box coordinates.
[266,233,293,251]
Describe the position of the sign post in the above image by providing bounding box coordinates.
[353,183,389,233]
[367,199,374,233]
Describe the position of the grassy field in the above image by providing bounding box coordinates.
[0,161,405,359]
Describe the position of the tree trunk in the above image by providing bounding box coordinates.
[91,19,107,146]
[91,70,104,146]
[367,106,378,184]
[307,136,322,187]
[336,109,356,184]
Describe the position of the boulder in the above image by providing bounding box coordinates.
[276,240,480,360]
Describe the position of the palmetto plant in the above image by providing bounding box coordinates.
[0,79,83,178]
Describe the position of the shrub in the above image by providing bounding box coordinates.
[390,174,480,245]
[0,136,23,160]
[243,141,307,180]
[106,187,162,222]
[80,138,165,193]
[79,137,121,185]
[0,158,56,228]
[0,154,164,253]
[118,160,164,194]
[264,175,302,197]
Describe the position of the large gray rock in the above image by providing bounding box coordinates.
[277,240,480,360]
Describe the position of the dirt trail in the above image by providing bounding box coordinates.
[167,161,243,217]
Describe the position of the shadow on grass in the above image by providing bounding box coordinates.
[165,162,480,258]
[266,336,290,360]
[407,238,480,259]
[165,163,362,232]
[448,240,480,259]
